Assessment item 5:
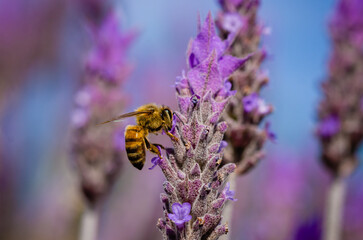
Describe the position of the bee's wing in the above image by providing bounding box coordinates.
[97,110,154,125]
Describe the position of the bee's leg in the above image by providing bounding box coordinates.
[144,137,165,157]
[165,130,179,142]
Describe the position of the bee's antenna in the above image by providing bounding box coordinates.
[173,112,185,125]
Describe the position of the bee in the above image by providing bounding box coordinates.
[98,103,179,170]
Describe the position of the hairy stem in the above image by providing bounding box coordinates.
[79,206,99,240]
[323,177,347,240]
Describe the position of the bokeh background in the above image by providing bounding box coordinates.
[1,0,363,239]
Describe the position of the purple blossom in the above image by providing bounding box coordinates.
[331,0,363,48]
[218,140,228,153]
[71,10,133,206]
[157,13,238,239]
[242,93,259,112]
[242,93,270,114]
[217,0,273,176]
[317,0,363,177]
[86,11,135,82]
[149,156,162,170]
[318,116,340,138]
[168,202,192,228]
[176,13,249,116]
[223,182,237,201]
[184,13,249,98]
[221,13,244,33]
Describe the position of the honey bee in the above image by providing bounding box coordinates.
[99,103,179,170]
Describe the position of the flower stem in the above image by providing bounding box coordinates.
[219,172,237,240]
[79,205,99,240]
[323,176,347,240]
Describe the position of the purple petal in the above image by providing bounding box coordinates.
[148,156,161,170]
[225,182,230,191]
[181,202,191,214]
[184,215,192,222]
[188,51,220,96]
[218,140,228,153]
[168,213,178,222]
[219,55,250,79]
[171,202,182,215]
[191,12,225,63]
[221,13,244,33]
[243,93,259,112]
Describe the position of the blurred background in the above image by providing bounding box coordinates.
[1,0,362,239]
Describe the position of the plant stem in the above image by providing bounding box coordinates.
[79,205,99,240]
[323,176,347,240]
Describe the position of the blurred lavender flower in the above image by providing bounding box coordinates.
[86,12,136,83]
[317,1,363,240]
[317,0,363,177]
[216,0,274,175]
[71,10,134,206]
[318,116,340,138]
[157,13,249,239]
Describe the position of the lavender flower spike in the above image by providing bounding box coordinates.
[71,10,134,206]
[157,13,248,240]
[216,0,274,175]
[317,1,363,240]
[317,0,363,177]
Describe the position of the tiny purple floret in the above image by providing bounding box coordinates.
[149,156,161,170]
[318,115,340,137]
[242,93,259,112]
[223,182,237,201]
[168,202,192,228]
[218,140,228,153]
[149,146,163,170]
[222,13,244,33]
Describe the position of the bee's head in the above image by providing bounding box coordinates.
[161,106,173,131]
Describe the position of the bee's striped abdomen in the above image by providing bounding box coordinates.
[125,125,146,170]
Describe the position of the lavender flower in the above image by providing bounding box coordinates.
[149,156,162,170]
[168,203,193,228]
[318,115,340,138]
[86,12,136,83]
[156,13,247,239]
[242,93,259,112]
[71,11,133,206]
[317,0,363,177]
[216,0,274,175]
[317,1,363,239]
[222,182,237,201]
